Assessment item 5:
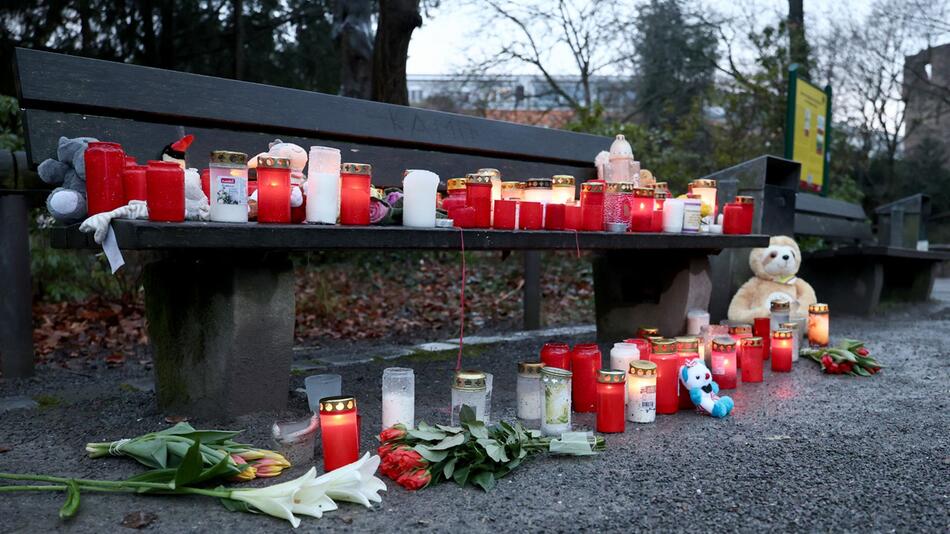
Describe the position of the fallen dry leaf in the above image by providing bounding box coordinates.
[121,511,157,529]
[164,415,189,424]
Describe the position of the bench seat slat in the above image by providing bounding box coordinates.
[804,245,950,261]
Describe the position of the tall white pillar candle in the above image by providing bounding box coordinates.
[662,198,685,232]
[402,170,440,227]
[306,146,341,224]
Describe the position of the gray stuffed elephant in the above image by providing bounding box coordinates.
[38,136,98,224]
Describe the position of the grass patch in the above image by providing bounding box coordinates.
[33,394,63,409]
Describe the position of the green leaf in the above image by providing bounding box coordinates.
[471,470,497,492]
[156,422,198,435]
[443,458,457,479]
[219,497,252,513]
[58,480,81,519]
[175,430,242,444]
[467,421,489,439]
[435,424,463,434]
[430,433,466,450]
[126,468,177,486]
[853,366,871,377]
[407,429,446,441]
[120,439,169,469]
[193,453,239,483]
[458,404,477,425]
[173,439,204,488]
[414,444,449,463]
[452,465,470,487]
[476,439,509,463]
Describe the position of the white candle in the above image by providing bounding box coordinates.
[609,343,640,372]
[402,170,440,228]
[662,198,685,232]
[687,309,710,335]
[540,367,572,436]
[627,361,657,423]
[306,146,341,224]
[382,368,414,429]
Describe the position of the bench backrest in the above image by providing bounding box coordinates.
[14,48,608,188]
[794,193,873,244]
[874,193,930,248]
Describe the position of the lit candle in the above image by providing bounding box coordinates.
[735,195,755,233]
[403,169,440,228]
[580,181,605,231]
[675,336,701,410]
[629,187,655,232]
[603,181,635,230]
[651,190,668,232]
[570,343,601,413]
[551,175,576,204]
[729,323,753,369]
[381,367,414,430]
[121,164,148,203]
[306,146,342,224]
[85,141,127,215]
[807,303,830,348]
[540,342,572,370]
[500,181,523,200]
[689,179,718,219]
[443,178,468,212]
[146,160,185,222]
[710,336,737,389]
[627,360,657,423]
[451,370,488,425]
[648,339,680,414]
[780,321,802,362]
[465,173,493,228]
[753,317,772,359]
[739,337,764,382]
[771,329,794,372]
[522,178,553,204]
[540,366,572,436]
[770,299,791,333]
[595,370,626,433]
[256,156,292,224]
[686,309,710,335]
[517,362,545,426]
[208,150,249,223]
[339,163,372,225]
[318,395,360,472]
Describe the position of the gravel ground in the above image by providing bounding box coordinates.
[2,286,949,533]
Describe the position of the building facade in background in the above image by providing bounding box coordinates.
[903,43,950,156]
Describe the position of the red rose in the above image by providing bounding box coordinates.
[855,347,869,356]
[379,426,407,444]
[396,469,432,491]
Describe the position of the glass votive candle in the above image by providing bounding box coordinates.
[540,342,572,370]
[493,199,517,229]
[500,181,524,200]
[682,195,702,232]
[722,202,744,234]
[540,366,572,436]
[517,362,545,426]
[451,369,487,425]
[699,324,728,366]
[122,164,148,203]
[522,178,553,204]
[808,303,830,348]
[739,336,764,382]
[710,336,737,389]
[729,323,753,368]
[736,195,755,233]
[770,299,791,333]
[780,321,802,362]
[675,336,700,410]
[570,343,601,413]
[580,181,605,231]
[544,203,566,230]
[687,309,710,335]
[272,414,319,466]
[403,170,440,228]
[304,373,342,413]
[551,175,576,204]
[648,339,680,414]
[662,198,685,233]
[208,150,249,223]
[256,156,292,224]
[603,181,635,229]
[340,163,372,225]
[595,369,626,433]
[200,168,210,199]
[484,372,494,424]
[609,342,641,373]
[465,173,493,228]
[146,160,185,222]
[627,360,657,423]
[306,146,342,224]
[689,178,718,219]
[651,191,667,232]
[771,329,794,372]
[477,168,502,219]
[624,338,651,360]
[442,178,468,212]
[450,206,475,228]
[382,368,415,430]
[318,395,360,472]
[753,317,772,359]
[564,202,582,230]
[629,187,655,232]
[519,201,543,230]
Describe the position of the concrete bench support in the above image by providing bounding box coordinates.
[0,194,35,378]
[144,252,295,418]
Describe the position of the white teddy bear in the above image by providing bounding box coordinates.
[680,359,734,418]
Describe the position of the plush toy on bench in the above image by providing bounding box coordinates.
[38,136,98,224]
[727,235,818,323]
[680,359,734,418]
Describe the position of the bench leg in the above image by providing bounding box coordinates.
[523,251,541,330]
[799,258,883,316]
[0,194,35,378]
[880,258,938,303]
[592,251,712,341]
[144,252,295,418]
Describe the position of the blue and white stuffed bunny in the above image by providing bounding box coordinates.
[680,359,734,418]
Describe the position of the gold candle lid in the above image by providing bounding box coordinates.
[606,181,636,193]
[581,181,604,193]
[258,156,291,169]
[447,177,467,190]
[525,178,552,189]
[779,322,799,331]
[210,150,248,165]
[809,303,829,314]
[629,360,657,376]
[341,162,371,175]
[728,324,753,336]
[651,339,677,354]
[517,361,545,375]
[476,168,501,179]
[770,299,791,312]
[633,187,655,198]
[736,195,755,204]
[501,181,524,191]
[741,336,764,348]
[597,369,626,383]
[452,369,487,390]
[655,190,670,200]
[540,366,572,379]
[711,336,737,352]
[639,169,654,183]
[465,173,493,185]
[690,179,717,188]
[675,336,699,352]
[638,327,660,337]
[552,175,575,187]
[319,395,356,414]
[772,329,794,339]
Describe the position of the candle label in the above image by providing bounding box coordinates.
[215,176,246,205]
[683,205,702,230]
[544,381,570,425]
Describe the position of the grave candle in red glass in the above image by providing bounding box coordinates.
[740,336,764,382]
[728,324,753,369]
[722,203,744,234]
[145,161,185,222]
[710,336,737,389]
[595,370,626,433]
[648,339,680,414]
[736,196,755,233]
[603,181,634,229]
[675,337,700,410]
[629,187,655,233]
[564,203,582,230]
[319,395,360,472]
[771,329,794,372]
[465,173,493,228]
[519,201,543,230]
[85,141,127,215]
[544,203,566,230]
[651,191,667,232]
[125,155,137,166]
[200,168,210,199]
[753,316,771,358]
[256,156,292,224]
[121,164,148,202]
[580,181,604,231]
[541,342,572,370]
[570,343,600,412]
[493,199,517,229]
[442,178,468,212]
[340,163,372,225]
[451,206,475,228]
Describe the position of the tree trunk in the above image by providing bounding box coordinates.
[788,0,809,79]
[79,0,93,54]
[158,0,175,69]
[140,0,159,67]
[371,0,422,105]
[233,0,245,80]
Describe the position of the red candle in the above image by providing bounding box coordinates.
[85,141,126,215]
[636,327,660,340]
[451,206,475,228]
[736,196,755,233]
[648,339,680,415]
[121,164,148,202]
[442,178,468,212]
[465,173,493,228]
[624,338,651,359]
[519,201,543,230]
[710,336,737,389]
[570,343,600,412]
[256,156,292,224]
[753,317,771,358]
[145,160,184,222]
[595,370,626,433]
[340,163,372,225]
[675,337,700,410]
[493,199,517,229]
[544,203,565,230]
[771,330,794,372]
[722,203,744,234]
[319,395,360,472]
[541,342,572,370]
[200,168,210,200]
[564,203,582,230]
[651,192,667,232]
[629,187,655,233]
[729,324,753,369]
[125,155,137,166]
[580,181,604,231]
[740,337,764,382]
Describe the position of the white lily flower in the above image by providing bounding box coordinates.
[314,453,387,507]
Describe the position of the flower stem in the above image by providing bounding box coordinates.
[0,473,171,491]
[0,484,68,492]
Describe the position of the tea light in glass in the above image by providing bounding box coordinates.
[256,156,292,224]
[304,373,342,413]
[689,179,718,219]
[551,175,576,204]
[500,181,524,200]
[627,360,657,423]
[728,323,753,369]
[517,362,545,426]
[382,368,415,430]
[771,329,794,372]
[540,366,572,436]
[710,336,737,389]
[770,299,791,333]
[272,414,319,466]
[629,187,655,232]
[451,369,487,425]
[465,173,493,228]
[699,324,729,367]
[595,369,626,433]
[807,303,830,348]
[319,395,360,472]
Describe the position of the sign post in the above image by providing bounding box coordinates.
[785,64,833,193]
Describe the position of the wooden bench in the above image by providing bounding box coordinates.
[794,193,950,315]
[9,48,767,415]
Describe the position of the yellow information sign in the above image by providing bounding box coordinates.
[785,66,832,192]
